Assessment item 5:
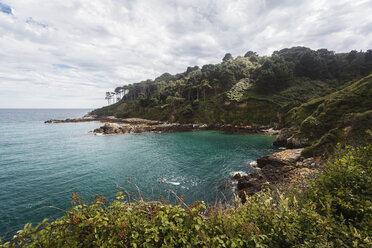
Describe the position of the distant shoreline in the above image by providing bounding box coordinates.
[45,115,280,136]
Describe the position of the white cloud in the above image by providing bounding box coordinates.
[0,0,371,108]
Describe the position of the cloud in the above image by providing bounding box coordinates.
[0,0,371,108]
[53,64,75,70]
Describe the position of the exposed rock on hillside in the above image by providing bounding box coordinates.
[273,128,310,148]
[257,149,303,168]
[237,149,322,200]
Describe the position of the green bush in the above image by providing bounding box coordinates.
[300,116,324,139]
[308,145,372,232]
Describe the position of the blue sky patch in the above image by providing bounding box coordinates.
[0,2,12,15]
[26,17,48,28]
[53,64,75,69]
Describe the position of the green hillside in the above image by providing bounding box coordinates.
[92,47,372,128]
[285,73,372,156]
[91,47,372,155]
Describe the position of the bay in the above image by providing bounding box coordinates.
[0,109,278,239]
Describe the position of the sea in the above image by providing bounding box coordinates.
[0,109,278,240]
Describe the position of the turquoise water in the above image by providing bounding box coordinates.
[0,109,278,239]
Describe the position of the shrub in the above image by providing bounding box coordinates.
[300,116,324,139]
[308,145,372,233]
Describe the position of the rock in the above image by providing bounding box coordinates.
[262,128,280,135]
[286,136,310,148]
[257,149,303,168]
[273,128,294,146]
[46,115,279,136]
[233,173,241,180]
[273,128,310,148]
[236,148,323,201]
[237,174,263,195]
[250,161,259,168]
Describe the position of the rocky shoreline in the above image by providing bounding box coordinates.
[45,115,320,201]
[234,148,323,201]
[45,115,280,135]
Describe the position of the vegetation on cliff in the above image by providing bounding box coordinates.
[284,74,372,157]
[1,47,371,247]
[1,145,371,247]
[91,46,372,159]
[91,47,372,127]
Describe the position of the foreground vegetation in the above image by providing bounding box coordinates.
[2,145,371,247]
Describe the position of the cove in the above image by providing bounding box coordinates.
[0,109,278,239]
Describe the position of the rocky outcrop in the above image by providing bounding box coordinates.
[92,122,279,135]
[236,149,322,201]
[46,116,280,135]
[273,128,310,148]
[273,128,294,146]
[286,136,311,148]
[256,149,303,168]
[45,116,163,125]
[93,122,208,134]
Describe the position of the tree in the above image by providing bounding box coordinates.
[253,58,294,92]
[201,80,212,101]
[244,51,257,57]
[105,92,112,105]
[295,51,326,79]
[111,92,116,103]
[222,53,233,62]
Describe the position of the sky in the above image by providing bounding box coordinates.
[0,0,371,108]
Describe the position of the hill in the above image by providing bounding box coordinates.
[92,47,371,125]
[282,73,372,156]
[91,47,372,153]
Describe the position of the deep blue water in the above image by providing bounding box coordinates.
[0,109,278,239]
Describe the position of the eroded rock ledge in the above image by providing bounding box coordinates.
[45,115,279,135]
[45,115,163,125]
[235,149,322,201]
[93,122,278,135]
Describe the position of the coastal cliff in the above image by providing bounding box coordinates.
[4,46,372,247]
[90,47,372,160]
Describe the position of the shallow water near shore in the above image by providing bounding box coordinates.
[0,109,278,239]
